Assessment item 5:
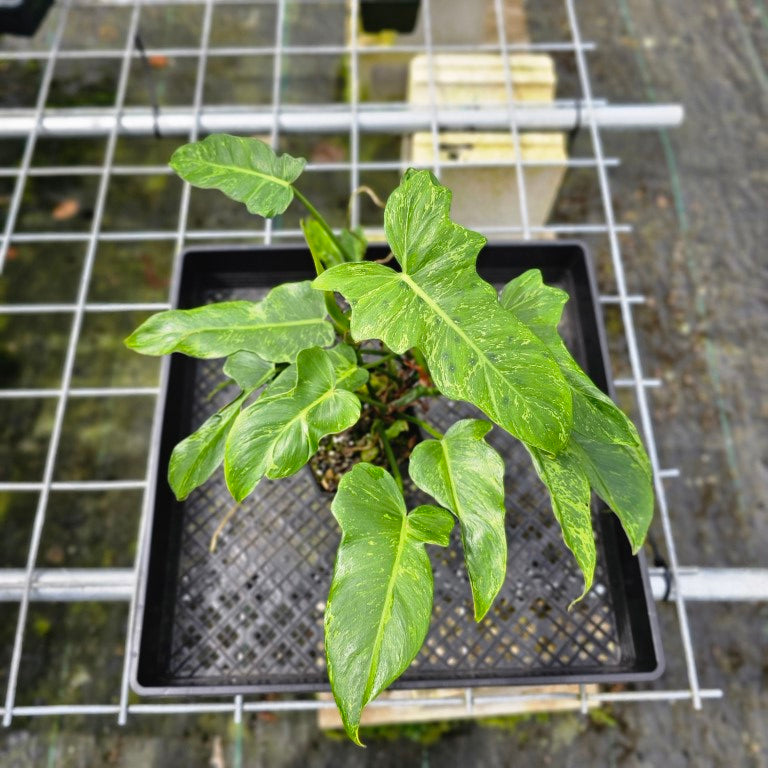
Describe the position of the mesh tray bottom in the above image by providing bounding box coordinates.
[135,243,661,693]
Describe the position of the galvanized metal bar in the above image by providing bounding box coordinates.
[348,0,362,228]
[493,0,531,239]
[614,378,662,388]
[0,41,598,62]
[0,565,762,604]
[0,569,134,601]
[0,303,171,313]
[579,684,588,715]
[425,0,447,181]
[5,223,633,244]
[0,687,725,721]
[0,103,685,138]
[0,6,71,272]
[2,1,144,727]
[261,0,287,249]
[565,0,703,710]
[600,294,645,305]
[224,0,286,725]
[650,568,768,602]
[116,0,217,727]
[0,156,621,179]
[0,388,158,399]
[0,480,147,492]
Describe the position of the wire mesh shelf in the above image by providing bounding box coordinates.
[0,0,723,726]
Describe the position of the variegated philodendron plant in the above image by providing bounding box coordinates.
[126,135,653,745]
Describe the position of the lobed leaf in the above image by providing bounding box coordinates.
[301,217,367,268]
[527,445,595,603]
[325,463,453,745]
[169,393,246,501]
[409,419,507,620]
[222,351,275,391]
[224,346,368,501]
[500,269,653,560]
[313,170,572,453]
[124,281,334,362]
[169,134,306,218]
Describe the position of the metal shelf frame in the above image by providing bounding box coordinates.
[0,0,748,727]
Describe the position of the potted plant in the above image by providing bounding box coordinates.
[126,134,656,745]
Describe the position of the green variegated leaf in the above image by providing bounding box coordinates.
[222,351,275,391]
[169,393,246,501]
[258,343,361,402]
[499,268,568,342]
[313,170,571,453]
[225,346,368,500]
[301,217,367,268]
[325,463,453,745]
[169,134,305,218]
[409,419,506,620]
[500,269,653,554]
[567,412,652,553]
[338,227,367,262]
[125,281,334,362]
[527,445,595,604]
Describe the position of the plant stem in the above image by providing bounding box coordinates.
[293,186,347,256]
[353,347,381,401]
[357,393,387,412]
[308,244,324,276]
[411,348,432,379]
[389,386,441,409]
[326,294,350,335]
[299,195,350,334]
[361,353,396,369]
[375,419,404,493]
[398,413,444,440]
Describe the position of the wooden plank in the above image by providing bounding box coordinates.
[317,685,598,730]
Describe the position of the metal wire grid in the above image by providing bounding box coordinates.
[0,0,722,725]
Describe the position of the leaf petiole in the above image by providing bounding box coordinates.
[397,413,444,440]
[374,419,404,494]
[326,295,351,335]
[361,353,397,369]
[388,386,441,409]
[292,186,347,257]
[356,393,387,412]
[410,348,432,379]
[358,347,394,356]
[303,219,351,334]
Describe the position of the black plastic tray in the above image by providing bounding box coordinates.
[0,0,53,36]
[360,0,421,34]
[132,242,663,696]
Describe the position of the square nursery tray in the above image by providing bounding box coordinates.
[132,242,663,696]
